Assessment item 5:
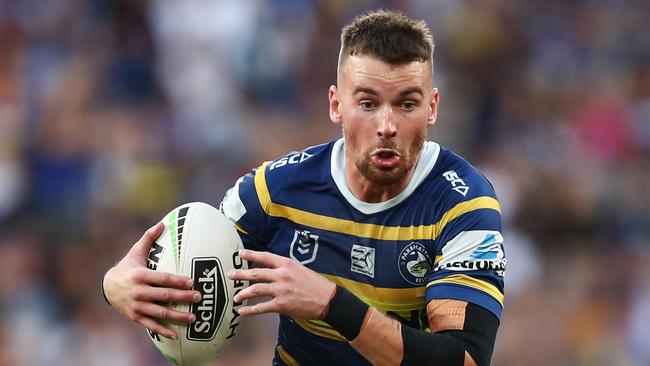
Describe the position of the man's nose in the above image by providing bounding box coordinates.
[377,106,397,138]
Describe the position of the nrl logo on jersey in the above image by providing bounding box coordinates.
[289,229,319,265]
[269,151,313,170]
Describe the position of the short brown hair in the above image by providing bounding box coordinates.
[339,10,434,66]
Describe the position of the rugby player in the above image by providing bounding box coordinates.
[103,10,506,366]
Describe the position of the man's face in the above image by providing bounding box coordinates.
[329,54,439,186]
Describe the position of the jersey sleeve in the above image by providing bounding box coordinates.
[425,175,506,319]
[219,164,271,251]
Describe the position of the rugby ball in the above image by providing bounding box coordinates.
[146,202,248,366]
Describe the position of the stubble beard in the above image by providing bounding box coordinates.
[351,130,427,186]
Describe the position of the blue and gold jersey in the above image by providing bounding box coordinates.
[220,138,506,366]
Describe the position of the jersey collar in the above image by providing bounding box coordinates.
[330,138,440,214]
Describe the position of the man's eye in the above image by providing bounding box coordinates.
[360,101,375,111]
[402,102,417,111]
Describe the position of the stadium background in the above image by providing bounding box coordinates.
[0,0,649,365]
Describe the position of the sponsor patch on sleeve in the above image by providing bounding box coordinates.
[435,231,506,275]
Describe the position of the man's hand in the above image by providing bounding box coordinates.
[102,222,202,339]
[228,249,336,319]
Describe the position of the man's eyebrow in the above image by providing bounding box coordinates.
[399,87,424,97]
[353,86,425,97]
[353,87,378,96]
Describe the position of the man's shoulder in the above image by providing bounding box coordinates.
[265,141,332,173]
[220,141,335,229]
[261,140,335,192]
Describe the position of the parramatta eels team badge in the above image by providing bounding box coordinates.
[398,242,433,285]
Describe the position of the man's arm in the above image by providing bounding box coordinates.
[230,250,498,366]
[347,298,498,366]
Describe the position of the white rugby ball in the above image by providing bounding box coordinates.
[146,202,248,366]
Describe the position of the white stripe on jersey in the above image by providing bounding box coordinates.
[221,175,247,222]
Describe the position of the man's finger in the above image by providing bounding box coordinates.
[238,298,278,316]
[136,315,178,340]
[140,270,194,289]
[233,282,274,303]
[135,302,197,323]
[228,267,276,283]
[134,286,201,304]
[238,249,286,268]
[129,222,164,257]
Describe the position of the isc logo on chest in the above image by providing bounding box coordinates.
[442,170,469,197]
[269,151,313,170]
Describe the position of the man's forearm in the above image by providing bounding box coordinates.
[323,286,495,366]
[350,307,404,365]
[349,307,475,366]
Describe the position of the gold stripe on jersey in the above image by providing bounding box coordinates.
[277,345,300,366]
[292,318,346,341]
[254,162,501,241]
[291,274,427,342]
[322,274,425,311]
[234,223,249,235]
[426,274,504,306]
[254,161,273,211]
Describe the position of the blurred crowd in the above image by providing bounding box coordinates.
[0,0,648,365]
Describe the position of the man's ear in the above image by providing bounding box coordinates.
[329,85,342,125]
[427,88,440,126]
